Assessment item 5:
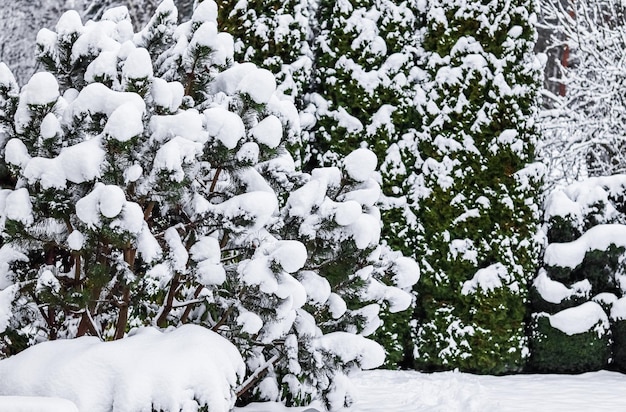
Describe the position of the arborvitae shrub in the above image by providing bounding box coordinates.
[411,0,543,373]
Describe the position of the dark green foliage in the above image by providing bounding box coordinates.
[546,215,582,244]
[611,320,626,371]
[529,314,611,373]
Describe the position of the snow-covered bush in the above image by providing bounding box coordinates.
[0,1,418,410]
[530,176,626,372]
[410,0,544,374]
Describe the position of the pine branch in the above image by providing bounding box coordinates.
[235,352,283,398]
[156,273,181,327]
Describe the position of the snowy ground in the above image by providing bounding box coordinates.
[238,369,626,412]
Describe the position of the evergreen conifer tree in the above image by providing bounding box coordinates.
[409,0,544,373]
[0,1,418,409]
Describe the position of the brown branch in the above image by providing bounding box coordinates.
[156,273,180,328]
[210,167,222,193]
[184,55,200,97]
[235,352,283,398]
[113,246,136,340]
[73,252,81,283]
[144,201,156,222]
[180,285,204,323]
[77,310,99,337]
[212,306,234,332]
[113,286,131,340]
[220,231,229,249]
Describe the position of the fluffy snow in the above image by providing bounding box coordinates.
[150,110,205,143]
[65,83,146,122]
[343,148,377,182]
[0,325,245,412]
[270,240,307,273]
[610,296,626,321]
[314,332,385,370]
[250,115,283,148]
[461,263,513,295]
[0,285,17,334]
[237,311,264,335]
[548,301,609,336]
[298,271,331,305]
[122,47,152,79]
[237,68,277,104]
[4,188,33,226]
[40,113,62,140]
[348,213,381,249]
[334,200,362,226]
[103,102,144,142]
[151,78,184,113]
[22,72,59,105]
[190,236,225,285]
[66,230,85,251]
[211,191,278,231]
[533,269,591,304]
[544,224,626,269]
[84,50,118,84]
[205,107,246,149]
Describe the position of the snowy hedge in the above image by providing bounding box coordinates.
[0,1,419,410]
[530,175,626,372]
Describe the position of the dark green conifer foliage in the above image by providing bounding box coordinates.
[410,0,543,373]
[529,314,611,373]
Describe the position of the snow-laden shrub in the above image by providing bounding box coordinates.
[0,1,418,410]
[530,175,626,372]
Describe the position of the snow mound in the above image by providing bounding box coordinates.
[461,263,516,295]
[343,148,377,182]
[533,269,591,304]
[549,301,610,336]
[0,325,245,412]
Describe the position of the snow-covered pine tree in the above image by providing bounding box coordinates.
[0,1,418,409]
[410,0,544,373]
